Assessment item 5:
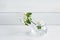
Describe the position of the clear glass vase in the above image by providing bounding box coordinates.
[25,23,47,36]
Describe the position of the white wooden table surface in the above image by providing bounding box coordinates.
[0,25,60,40]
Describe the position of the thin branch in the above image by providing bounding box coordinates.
[31,21,36,25]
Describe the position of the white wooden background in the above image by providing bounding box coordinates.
[0,0,60,25]
[0,0,60,12]
[0,12,59,25]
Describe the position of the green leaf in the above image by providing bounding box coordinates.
[25,12,32,17]
[24,12,32,26]
[37,25,42,29]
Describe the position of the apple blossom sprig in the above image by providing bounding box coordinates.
[24,12,42,29]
